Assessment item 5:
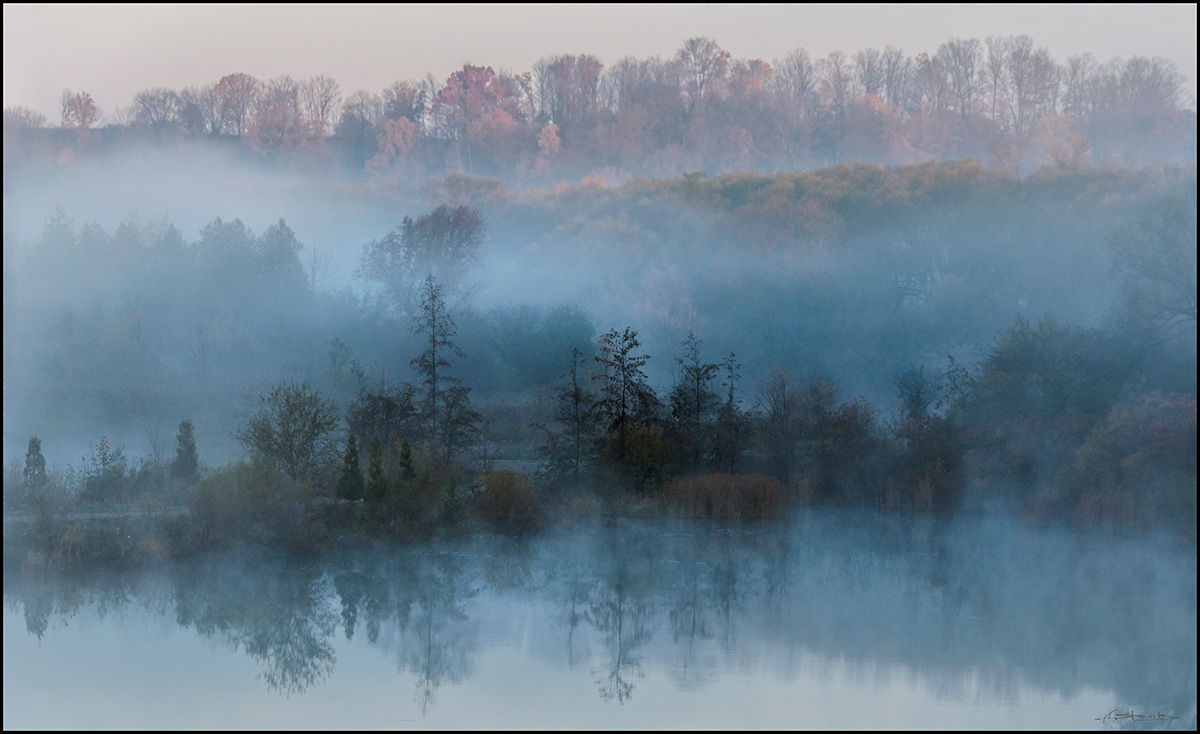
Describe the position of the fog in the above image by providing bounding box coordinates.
[4,512,1195,728]
[5,145,1193,470]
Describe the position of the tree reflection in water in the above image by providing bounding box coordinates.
[585,529,657,703]
[3,512,1196,726]
[171,555,337,696]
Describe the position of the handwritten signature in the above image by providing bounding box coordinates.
[1095,709,1180,724]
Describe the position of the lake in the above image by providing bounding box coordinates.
[4,510,1195,729]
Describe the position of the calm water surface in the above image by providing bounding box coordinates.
[3,510,1195,729]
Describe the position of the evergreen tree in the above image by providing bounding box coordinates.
[411,275,478,461]
[593,327,659,463]
[536,347,599,481]
[24,436,47,493]
[714,352,746,473]
[398,439,417,481]
[365,436,387,508]
[669,331,719,471]
[336,433,365,501]
[171,419,199,484]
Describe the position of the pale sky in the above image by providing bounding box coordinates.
[4,3,1197,122]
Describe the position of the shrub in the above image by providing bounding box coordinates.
[186,461,319,550]
[666,473,786,520]
[477,468,539,534]
[1066,391,1196,530]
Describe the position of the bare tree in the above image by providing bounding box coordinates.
[773,48,817,107]
[302,74,342,138]
[882,46,914,111]
[937,38,982,122]
[854,48,885,98]
[133,86,182,131]
[676,36,730,113]
[1109,186,1198,341]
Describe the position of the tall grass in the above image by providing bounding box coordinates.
[665,473,786,520]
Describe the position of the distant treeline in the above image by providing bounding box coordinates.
[3,34,1195,180]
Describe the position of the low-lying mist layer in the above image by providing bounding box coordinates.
[3,159,1195,534]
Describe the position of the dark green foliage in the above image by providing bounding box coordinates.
[607,423,674,493]
[171,419,199,484]
[81,438,128,504]
[24,436,47,493]
[365,437,387,509]
[346,382,418,451]
[886,414,965,512]
[712,352,745,473]
[962,316,1143,493]
[398,440,416,481]
[336,433,364,501]
[236,381,340,484]
[593,328,660,468]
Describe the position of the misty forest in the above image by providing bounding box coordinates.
[2,30,1196,727]
[5,33,1196,550]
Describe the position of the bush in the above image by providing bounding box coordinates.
[1066,391,1196,530]
[187,462,320,551]
[477,469,539,534]
[666,473,786,520]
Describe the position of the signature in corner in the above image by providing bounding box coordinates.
[1095,709,1180,724]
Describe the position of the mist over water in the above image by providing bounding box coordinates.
[3,512,1195,729]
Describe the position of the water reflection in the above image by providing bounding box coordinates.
[4,511,1196,728]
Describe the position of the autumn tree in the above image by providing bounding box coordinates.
[214,72,260,136]
[62,91,98,131]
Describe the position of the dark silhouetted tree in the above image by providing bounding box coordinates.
[669,330,719,471]
[593,327,659,465]
[411,275,479,461]
[24,436,47,494]
[236,381,340,483]
[171,419,199,484]
[336,433,364,501]
[358,206,486,318]
[365,436,387,509]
